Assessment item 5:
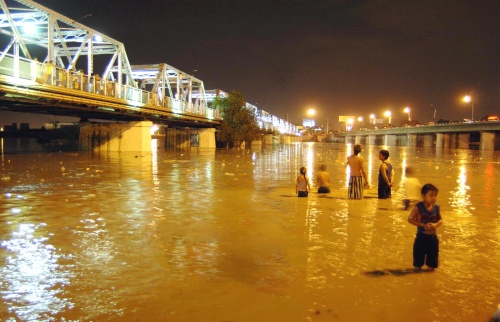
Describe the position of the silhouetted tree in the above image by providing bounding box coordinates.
[214,90,261,148]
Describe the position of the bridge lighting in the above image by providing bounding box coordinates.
[463,95,474,121]
[150,124,159,135]
[357,116,364,129]
[384,110,392,125]
[94,34,103,42]
[22,23,37,35]
[404,107,411,122]
[346,118,354,131]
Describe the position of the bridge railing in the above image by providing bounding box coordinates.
[0,53,221,120]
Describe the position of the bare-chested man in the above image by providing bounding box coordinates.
[346,144,369,199]
[316,164,331,193]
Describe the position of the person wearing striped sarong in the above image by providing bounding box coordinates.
[346,144,369,199]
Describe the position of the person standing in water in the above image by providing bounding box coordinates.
[346,144,369,199]
[403,166,422,210]
[378,149,394,199]
[296,167,311,197]
[407,183,443,271]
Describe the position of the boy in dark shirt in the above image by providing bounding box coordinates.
[407,183,443,271]
[377,150,393,199]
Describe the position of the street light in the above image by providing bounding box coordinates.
[384,110,392,125]
[357,116,364,129]
[369,113,375,125]
[404,107,411,122]
[307,108,316,117]
[346,118,354,131]
[463,95,474,121]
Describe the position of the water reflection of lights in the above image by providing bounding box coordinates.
[449,165,472,216]
[0,224,73,320]
[151,139,159,186]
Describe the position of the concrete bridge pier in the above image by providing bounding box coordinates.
[407,134,417,147]
[422,134,433,148]
[264,134,273,145]
[451,133,469,149]
[80,121,153,152]
[436,133,444,148]
[368,135,376,145]
[384,134,397,146]
[281,135,291,144]
[263,134,281,145]
[480,132,495,150]
[199,128,216,148]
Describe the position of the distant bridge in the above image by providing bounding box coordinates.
[333,122,500,150]
[0,0,297,135]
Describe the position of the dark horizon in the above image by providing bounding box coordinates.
[1,0,499,128]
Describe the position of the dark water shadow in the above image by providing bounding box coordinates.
[364,268,434,276]
[317,195,345,199]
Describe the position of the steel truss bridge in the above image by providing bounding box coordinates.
[0,0,298,134]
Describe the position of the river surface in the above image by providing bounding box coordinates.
[1,140,499,321]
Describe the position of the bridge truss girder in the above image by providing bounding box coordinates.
[0,0,136,88]
[128,63,208,113]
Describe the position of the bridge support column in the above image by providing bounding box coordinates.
[423,134,433,148]
[368,135,376,145]
[443,133,450,148]
[436,133,444,148]
[263,134,274,145]
[384,134,397,146]
[457,133,470,149]
[281,135,291,144]
[355,135,361,144]
[198,128,216,148]
[480,132,495,150]
[79,121,153,152]
[407,134,417,147]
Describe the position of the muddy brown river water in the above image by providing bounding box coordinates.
[1,140,499,321]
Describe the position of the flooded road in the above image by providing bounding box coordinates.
[1,142,499,321]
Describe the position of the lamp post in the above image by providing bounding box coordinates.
[370,113,375,125]
[306,108,316,134]
[357,116,364,129]
[404,107,411,122]
[384,110,392,126]
[346,118,354,131]
[463,95,474,121]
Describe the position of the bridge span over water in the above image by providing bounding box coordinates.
[333,122,500,150]
[0,0,298,150]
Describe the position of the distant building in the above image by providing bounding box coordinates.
[42,122,79,130]
[4,123,17,132]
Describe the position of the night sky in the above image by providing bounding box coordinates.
[2,0,499,128]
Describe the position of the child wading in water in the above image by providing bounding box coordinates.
[403,167,422,210]
[296,167,311,197]
[407,183,443,271]
[378,149,394,199]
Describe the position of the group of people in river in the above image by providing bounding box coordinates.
[295,144,443,272]
[294,144,394,200]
